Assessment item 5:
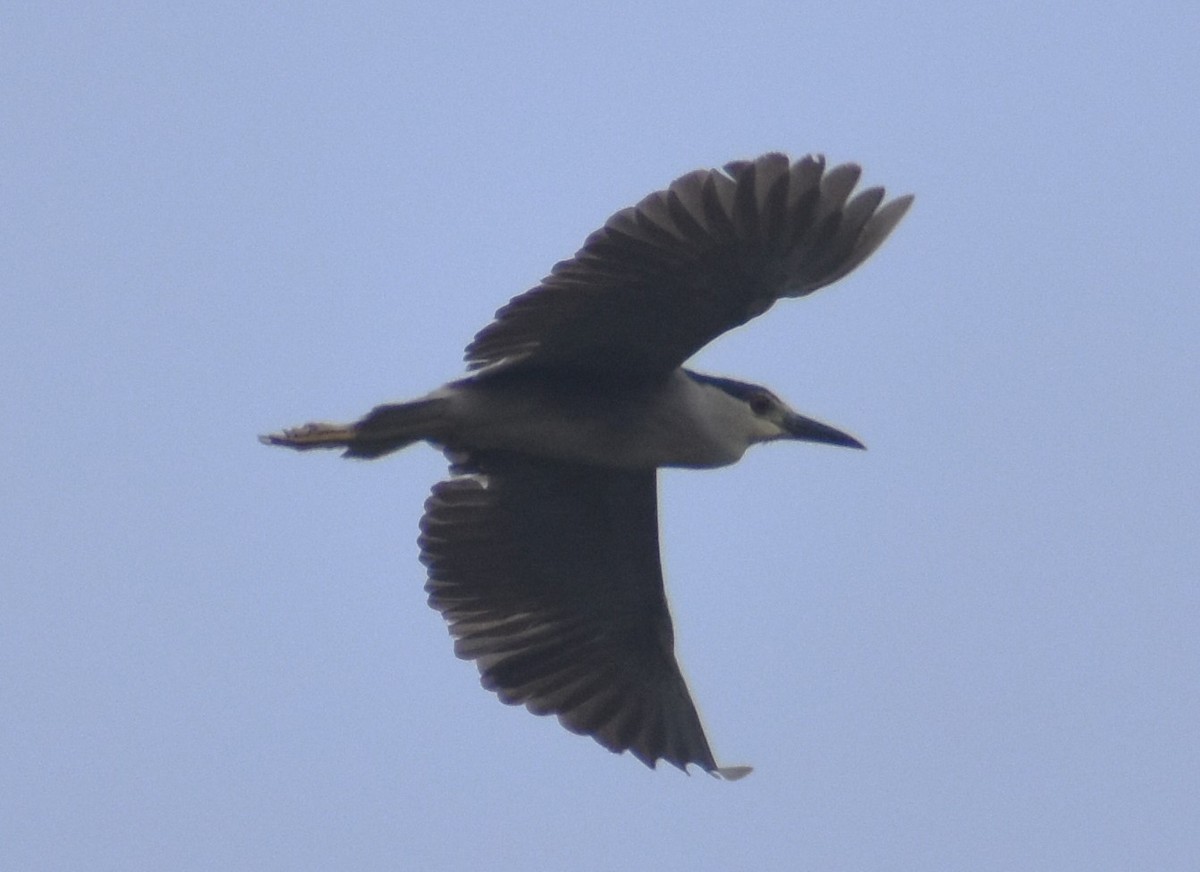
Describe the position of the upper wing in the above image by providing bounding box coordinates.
[464,153,913,378]
[418,452,748,777]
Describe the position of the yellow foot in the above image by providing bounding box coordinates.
[259,422,355,451]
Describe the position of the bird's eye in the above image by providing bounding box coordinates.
[750,395,773,416]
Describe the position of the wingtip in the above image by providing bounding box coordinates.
[889,191,916,217]
[714,764,754,781]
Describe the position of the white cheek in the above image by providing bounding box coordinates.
[749,417,784,440]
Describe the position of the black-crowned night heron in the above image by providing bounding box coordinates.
[262,153,912,779]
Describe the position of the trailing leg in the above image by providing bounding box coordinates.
[260,397,447,459]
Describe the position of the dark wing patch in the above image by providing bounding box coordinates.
[464,153,912,378]
[418,453,744,776]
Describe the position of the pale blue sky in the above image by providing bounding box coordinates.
[4,3,1198,870]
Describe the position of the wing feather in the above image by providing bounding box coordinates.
[463,153,911,378]
[418,453,740,775]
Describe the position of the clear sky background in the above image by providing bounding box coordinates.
[4,3,1198,870]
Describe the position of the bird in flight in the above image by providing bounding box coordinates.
[262,153,912,779]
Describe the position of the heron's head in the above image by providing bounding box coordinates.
[688,372,865,451]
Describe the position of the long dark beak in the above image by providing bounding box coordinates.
[783,412,865,450]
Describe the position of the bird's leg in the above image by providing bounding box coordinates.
[260,397,446,459]
[259,421,357,451]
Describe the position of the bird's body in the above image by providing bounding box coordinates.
[263,153,911,778]
[286,367,825,469]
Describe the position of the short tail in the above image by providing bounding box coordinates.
[260,397,446,459]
